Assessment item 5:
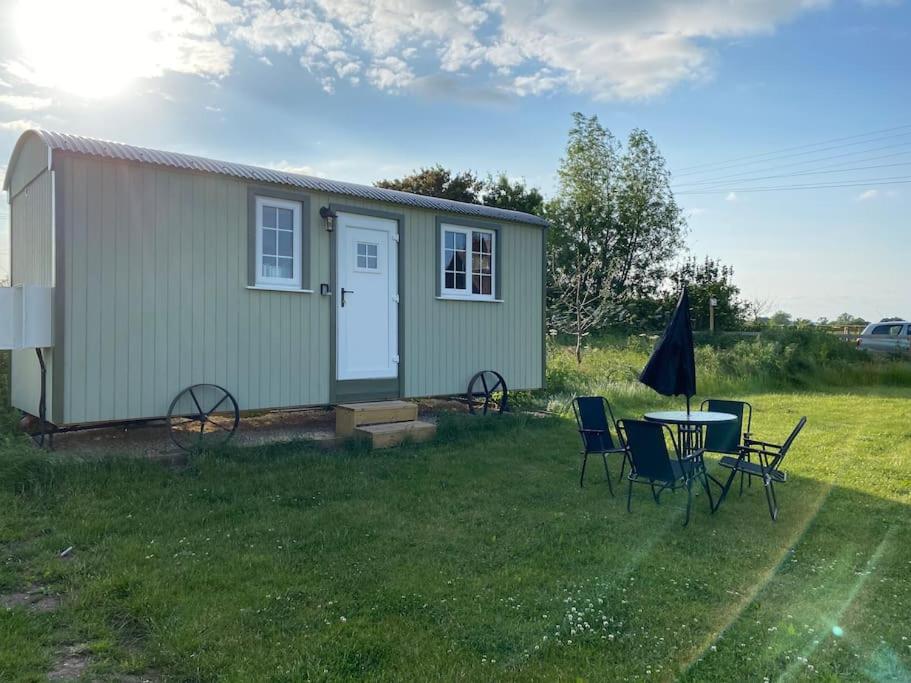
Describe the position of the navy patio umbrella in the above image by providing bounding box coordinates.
[639,287,697,414]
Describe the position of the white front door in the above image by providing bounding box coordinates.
[336,212,399,381]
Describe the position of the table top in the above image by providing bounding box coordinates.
[643,410,737,425]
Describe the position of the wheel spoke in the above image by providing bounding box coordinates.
[480,374,489,394]
[189,388,204,416]
[208,393,229,415]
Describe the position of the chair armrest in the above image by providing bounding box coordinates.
[578,428,607,435]
[681,448,706,462]
[744,438,782,450]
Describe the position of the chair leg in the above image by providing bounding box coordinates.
[651,483,661,504]
[617,453,627,484]
[715,467,738,511]
[602,454,614,497]
[580,453,588,488]
[701,471,715,514]
[683,479,693,526]
[626,478,634,512]
[763,478,778,521]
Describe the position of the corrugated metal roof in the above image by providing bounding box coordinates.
[25,130,548,227]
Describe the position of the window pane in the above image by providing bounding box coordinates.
[357,243,367,256]
[454,252,465,272]
[445,231,455,249]
[474,254,491,275]
[357,254,368,269]
[277,208,293,230]
[277,257,293,279]
[367,255,378,269]
[455,232,466,250]
[278,231,293,257]
[445,251,455,272]
[262,255,277,277]
[455,272,466,290]
[367,243,377,257]
[262,229,276,255]
[445,272,455,289]
[262,206,276,228]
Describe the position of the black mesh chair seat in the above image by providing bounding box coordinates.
[572,396,630,495]
[719,456,787,482]
[618,418,716,526]
[715,417,806,520]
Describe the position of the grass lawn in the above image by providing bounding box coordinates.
[1,384,910,681]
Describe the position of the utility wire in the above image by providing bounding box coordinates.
[672,142,911,186]
[672,161,911,189]
[673,123,911,175]
[675,176,911,195]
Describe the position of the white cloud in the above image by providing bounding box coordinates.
[204,105,222,113]
[856,189,879,201]
[0,95,52,111]
[1,0,835,102]
[367,56,415,91]
[0,119,40,132]
[725,192,738,202]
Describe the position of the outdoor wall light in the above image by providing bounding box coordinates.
[319,206,337,231]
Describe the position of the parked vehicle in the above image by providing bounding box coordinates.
[856,321,911,353]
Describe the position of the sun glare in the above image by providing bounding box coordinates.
[13,0,176,98]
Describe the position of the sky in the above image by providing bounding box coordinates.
[0,0,908,321]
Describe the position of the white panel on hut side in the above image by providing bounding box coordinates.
[9,169,55,419]
[0,287,23,350]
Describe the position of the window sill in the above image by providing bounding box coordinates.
[435,295,503,303]
[246,285,314,293]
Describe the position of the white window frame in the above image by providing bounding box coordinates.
[255,195,302,289]
[439,223,496,301]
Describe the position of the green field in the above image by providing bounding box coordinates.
[1,338,910,681]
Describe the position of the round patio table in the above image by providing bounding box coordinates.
[643,410,736,455]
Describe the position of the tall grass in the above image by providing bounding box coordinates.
[535,328,911,414]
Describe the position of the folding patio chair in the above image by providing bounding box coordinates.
[617,419,715,526]
[715,417,807,521]
[701,399,753,493]
[571,396,629,495]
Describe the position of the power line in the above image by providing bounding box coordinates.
[672,161,911,189]
[675,176,911,195]
[672,123,911,175]
[672,142,911,186]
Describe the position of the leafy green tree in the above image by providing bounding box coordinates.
[770,311,793,326]
[547,113,686,360]
[482,173,544,215]
[671,256,747,331]
[376,165,483,204]
[546,113,620,361]
[834,312,869,326]
[612,129,686,303]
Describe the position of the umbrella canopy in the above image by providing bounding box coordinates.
[639,287,697,412]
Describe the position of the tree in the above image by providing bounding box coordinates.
[547,113,686,360]
[546,113,620,362]
[482,173,544,215]
[834,312,868,326]
[670,256,747,331]
[612,129,686,303]
[376,165,482,204]
[770,311,793,326]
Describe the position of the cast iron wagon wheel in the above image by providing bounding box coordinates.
[466,370,508,415]
[167,384,239,452]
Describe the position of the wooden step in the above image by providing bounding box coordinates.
[335,400,418,436]
[353,420,437,449]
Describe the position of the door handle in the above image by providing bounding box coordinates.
[341,288,355,307]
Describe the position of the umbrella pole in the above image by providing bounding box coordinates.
[686,395,691,416]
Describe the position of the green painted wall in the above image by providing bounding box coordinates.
[9,169,54,419]
[44,153,543,424]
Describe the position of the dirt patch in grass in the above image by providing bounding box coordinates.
[1,586,61,613]
[47,645,90,681]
